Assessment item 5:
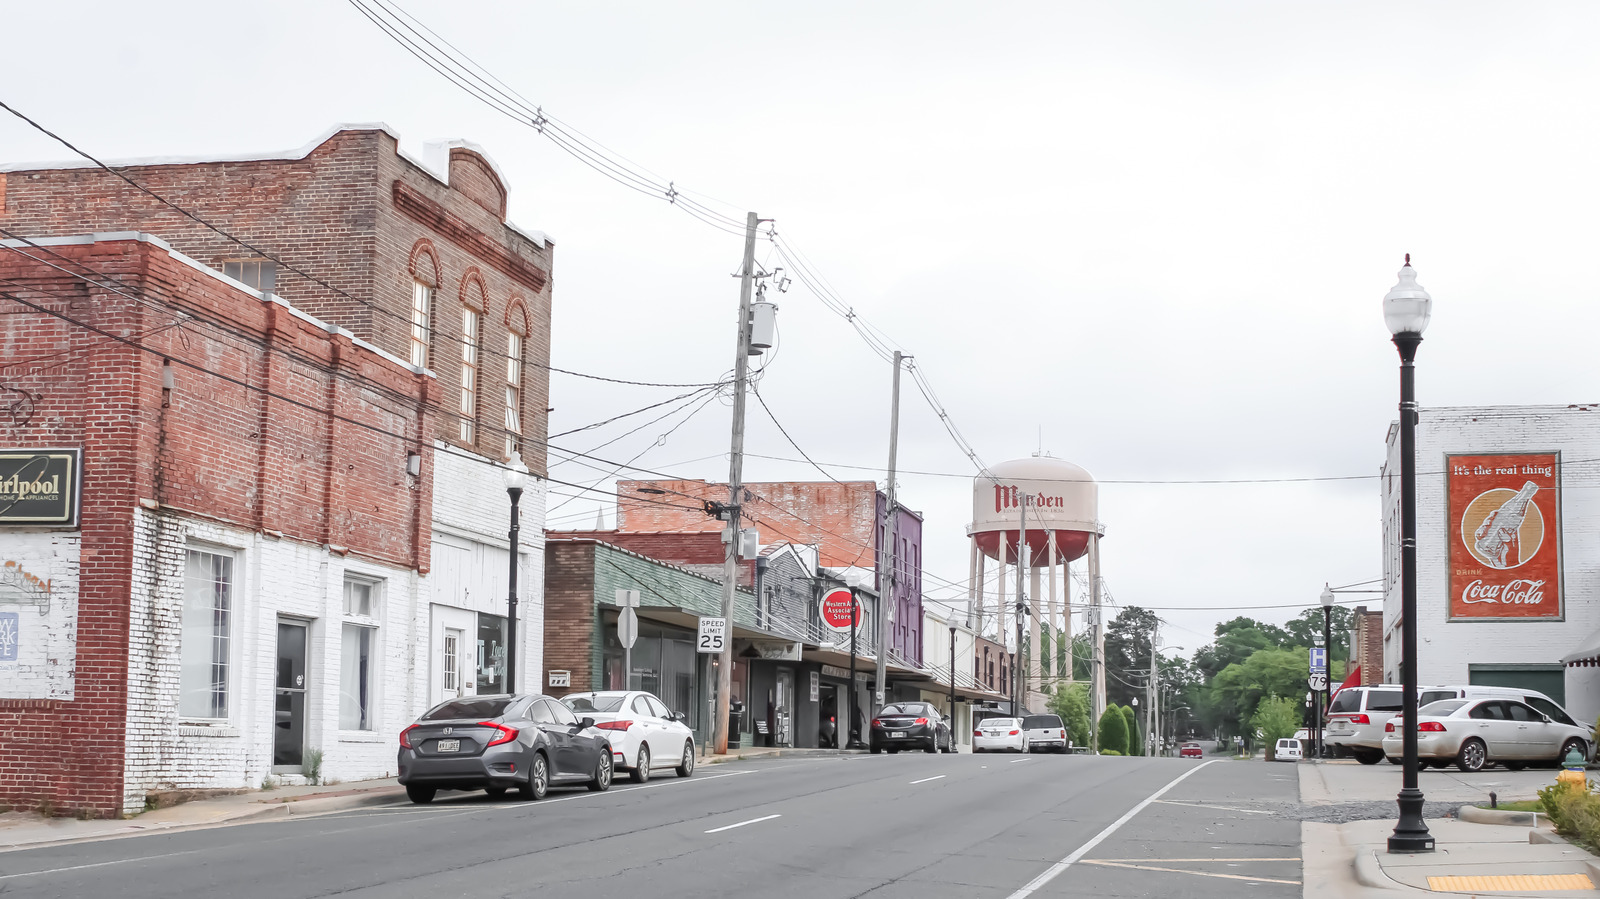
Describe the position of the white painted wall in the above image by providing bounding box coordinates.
[1382,404,1600,723]
[0,531,78,699]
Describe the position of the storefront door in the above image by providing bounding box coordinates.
[775,669,794,747]
[274,620,308,769]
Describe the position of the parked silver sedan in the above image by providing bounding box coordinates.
[1381,698,1591,772]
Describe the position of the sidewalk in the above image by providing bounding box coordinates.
[0,778,405,852]
[1300,762,1600,896]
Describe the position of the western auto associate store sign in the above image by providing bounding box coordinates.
[1446,452,1562,621]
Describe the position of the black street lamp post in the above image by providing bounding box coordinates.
[1320,585,1335,760]
[503,458,529,695]
[949,624,958,749]
[1384,256,1435,854]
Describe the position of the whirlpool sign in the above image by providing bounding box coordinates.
[0,448,82,527]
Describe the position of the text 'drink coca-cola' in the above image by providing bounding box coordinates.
[1447,452,1564,620]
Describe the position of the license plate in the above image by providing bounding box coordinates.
[436,739,460,752]
[890,731,905,738]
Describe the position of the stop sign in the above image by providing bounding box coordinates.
[821,587,858,631]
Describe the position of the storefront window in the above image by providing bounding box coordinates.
[477,613,507,694]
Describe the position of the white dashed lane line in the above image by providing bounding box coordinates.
[704,814,781,834]
[909,775,946,785]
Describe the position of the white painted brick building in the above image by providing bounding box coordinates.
[1382,403,1600,725]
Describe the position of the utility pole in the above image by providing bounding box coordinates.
[1089,531,1104,751]
[1014,499,1026,715]
[874,351,903,716]
[713,211,760,756]
[1148,629,1158,756]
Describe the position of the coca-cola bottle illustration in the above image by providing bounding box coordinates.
[1473,481,1539,569]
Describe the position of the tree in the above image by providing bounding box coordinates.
[1048,682,1092,748]
[1121,705,1142,756]
[1194,618,1285,680]
[1251,695,1301,758]
[1208,647,1307,736]
[1104,606,1159,707]
[1283,606,1356,661]
[1097,705,1128,755]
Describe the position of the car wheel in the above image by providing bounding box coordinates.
[1561,739,1588,765]
[405,784,436,804]
[676,740,696,777]
[1504,761,1527,771]
[1387,756,1402,766]
[519,753,549,801]
[870,744,882,755]
[1356,750,1383,766]
[485,786,508,798]
[632,745,652,784]
[1457,738,1487,772]
[587,750,613,792]
[924,737,937,754]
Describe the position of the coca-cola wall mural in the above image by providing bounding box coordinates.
[1446,452,1563,620]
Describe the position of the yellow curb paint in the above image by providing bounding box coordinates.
[1426,873,1594,891]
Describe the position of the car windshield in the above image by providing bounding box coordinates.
[563,694,626,713]
[1328,691,1361,713]
[1182,742,1200,748]
[1366,690,1405,712]
[1022,716,1062,729]
[423,697,514,721]
[1421,699,1467,716]
[881,704,926,716]
[1419,690,1458,706]
[984,718,1017,728]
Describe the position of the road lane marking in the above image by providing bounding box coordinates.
[1004,759,1220,899]
[1152,799,1272,814]
[0,848,211,881]
[1009,758,1033,763]
[1080,860,1301,885]
[1092,857,1300,863]
[910,775,946,784]
[704,814,781,834]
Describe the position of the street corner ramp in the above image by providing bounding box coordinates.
[1426,872,1595,892]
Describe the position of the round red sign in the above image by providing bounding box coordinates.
[821,587,857,630]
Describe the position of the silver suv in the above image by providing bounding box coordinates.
[1325,684,1409,765]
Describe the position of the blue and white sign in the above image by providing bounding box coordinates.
[1309,647,1327,673]
[0,612,17,662]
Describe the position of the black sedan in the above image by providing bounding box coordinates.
[398,693,613,803]
[870,702,953,754]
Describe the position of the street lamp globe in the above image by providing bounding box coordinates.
[1321,584,1335,608]
[1383,256,1433,336]
[503,457,529,493]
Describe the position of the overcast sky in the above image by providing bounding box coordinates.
[7,1,1599,650]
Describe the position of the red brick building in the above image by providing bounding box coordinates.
[0,235,432,816]
[0,126,557,814]
[1350,606,1384,686]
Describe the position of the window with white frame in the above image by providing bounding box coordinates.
[459,307,480,443]
[442,629,461,694]
[180,549,234,719]
[504,331,523,459]
[341,577,381,731]
[221,259,278,292]
[410,281,433,369]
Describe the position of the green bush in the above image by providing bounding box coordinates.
[1539,781,1600,851]
[1099,749,1122,756]
[1122,706,1143,756]
[1097,706,1128,755]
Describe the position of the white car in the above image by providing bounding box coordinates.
[1022,714,1070,754]
[1274,738,1303,762]
[973,717,1028,753]
[561,691,696,783]
[1380,697,1592,772]
[1325,684,1410,765]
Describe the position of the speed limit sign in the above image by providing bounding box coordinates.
[697,617,727,654]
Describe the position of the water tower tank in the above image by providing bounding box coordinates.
[970,456,1098,564]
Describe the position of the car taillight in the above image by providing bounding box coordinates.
[872,719,882,728]
[1060,730,1066,738]
[399,724,419,749]
[1348,714,1370,725]
[480,722,518,746]
[1009,729,1020,736]
[915,717,929,725]
[1419,722,1446,733]
[1385,721,1396,733]
[595,720,633,731]
[974,729,983,737]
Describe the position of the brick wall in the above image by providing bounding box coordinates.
[0,125,552,479]
[0,235,431,816]
[543,541,597,695]
[1350,606,1383,686]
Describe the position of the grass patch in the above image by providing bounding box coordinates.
[1478,799,1543,813]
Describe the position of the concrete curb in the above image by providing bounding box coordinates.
[1458,804,1541,827]
[701,748,869,765]
[1352,848,1427,894]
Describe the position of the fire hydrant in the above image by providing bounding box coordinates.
[1556,744,1589,790]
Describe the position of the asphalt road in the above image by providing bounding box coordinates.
[0,754,1303,898]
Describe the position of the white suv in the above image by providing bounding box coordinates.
[1325,684,1410,765]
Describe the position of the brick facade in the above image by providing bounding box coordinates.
[0,125,551,477]
[1350,605,1383,686]
[0,235,431,816]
